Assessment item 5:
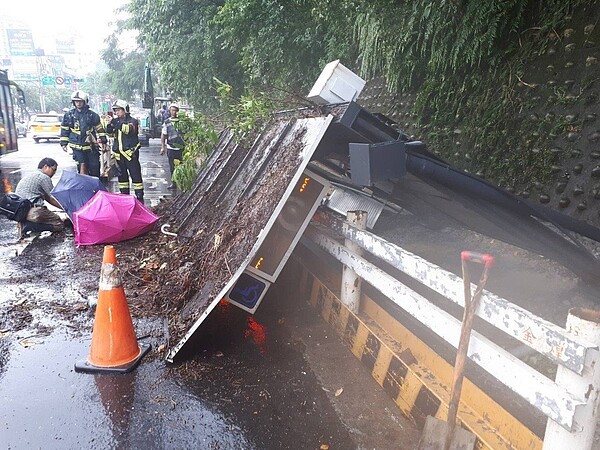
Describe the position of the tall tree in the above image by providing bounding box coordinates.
[19,82,72,113]
[100,34,147,101]
[215,0,358,92]
[127,0,244,112]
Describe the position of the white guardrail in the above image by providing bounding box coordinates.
[307,210,600,449]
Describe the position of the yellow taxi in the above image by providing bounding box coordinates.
[29,112,63,143]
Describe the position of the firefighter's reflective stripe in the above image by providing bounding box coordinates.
[69,143,93,150]
[109,117,138,151]
[118,181,130,190]
[95,122,107,140]
[61,107,107,147]
[117,144,141,161]
[132,182,143,190]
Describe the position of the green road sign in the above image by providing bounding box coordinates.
[41,75,54,86]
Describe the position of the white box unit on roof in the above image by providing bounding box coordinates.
[307,60,366,105]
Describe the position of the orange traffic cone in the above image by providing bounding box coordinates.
[75,245,151,374]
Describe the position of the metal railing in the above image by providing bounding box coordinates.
[306,209,600,449]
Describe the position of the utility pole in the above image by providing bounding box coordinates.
[35,49,47,112]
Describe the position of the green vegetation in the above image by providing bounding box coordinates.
[112,0,598,189]
[126,0,243,112]
[19,82,71,113]
[172,78,275,191]
[171,112,219,191]
[213,78,273,136]
[99,34,147,101]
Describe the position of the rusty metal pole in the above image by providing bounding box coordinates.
[543,308,600,449]
[340,211,367,314]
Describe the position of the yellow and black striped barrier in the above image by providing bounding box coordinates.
[286,247,542,450]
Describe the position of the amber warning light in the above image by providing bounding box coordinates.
[248,170,328,281]
[299,177,310,193]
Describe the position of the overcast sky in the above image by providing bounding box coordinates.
[7,0,130,55]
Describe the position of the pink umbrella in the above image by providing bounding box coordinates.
[73,191,159,246]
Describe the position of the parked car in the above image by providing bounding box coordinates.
[15,121,27,138]
[29,113,62,143]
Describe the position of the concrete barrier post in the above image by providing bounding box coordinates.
[543,308,600,449]
[340,210,367,314]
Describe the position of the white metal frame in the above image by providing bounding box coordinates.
[246,169,330,282]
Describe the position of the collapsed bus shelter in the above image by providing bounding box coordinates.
[156,63,600,448]
[163,98,600,355]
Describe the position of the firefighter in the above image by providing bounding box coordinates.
[160,103,185,190]
[105,99,144,203]
[60,91,107,176]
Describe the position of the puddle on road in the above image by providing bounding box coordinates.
[169,299,356,450]
[0,227,349,448]
[0,235,358,448]
[0,329,252,449]
[0,231,100,336]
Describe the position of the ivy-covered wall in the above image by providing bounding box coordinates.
[125,0,600,229]
[359,4,600,228]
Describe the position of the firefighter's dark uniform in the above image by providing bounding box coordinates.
[162,117,185,184]
[106,115,144,202]
[60,106,107,177]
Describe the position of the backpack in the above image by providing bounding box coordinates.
[0,193,32,222]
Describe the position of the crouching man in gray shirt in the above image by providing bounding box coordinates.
[15,157,65,234]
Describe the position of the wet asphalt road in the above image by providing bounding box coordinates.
[0,137,419,449]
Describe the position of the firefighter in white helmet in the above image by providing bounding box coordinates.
[105,99,144,203]
[160,103,185,190]
[60,91,107,176]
